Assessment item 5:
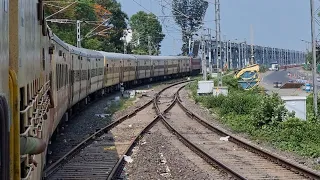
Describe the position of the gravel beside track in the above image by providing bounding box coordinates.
[156,83,188,113]
[124,122,225,180]
[46,79,184,166]
[179,87,319,172]
[48,103,157,180]
[109,102,157,157]
[46,79,189,179]
[47,93,120,165]
[165,103,308,179]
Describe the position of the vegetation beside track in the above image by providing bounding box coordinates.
[105,97,137,114]
[187,75,320,162]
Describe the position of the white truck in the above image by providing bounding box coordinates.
[269,63,279,71]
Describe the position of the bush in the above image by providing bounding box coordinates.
[219,91,261,115]
[274,118,320,157]
[252,93,295,127]
[187,76,320,160]
[259,65,268,73]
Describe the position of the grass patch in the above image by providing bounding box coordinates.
[186,75,320,159]
[105,97,137,114]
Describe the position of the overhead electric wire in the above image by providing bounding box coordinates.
[131,0,182,41]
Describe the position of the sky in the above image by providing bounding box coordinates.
[118,0,315,56]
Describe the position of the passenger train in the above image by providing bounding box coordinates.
[0,0,201,180]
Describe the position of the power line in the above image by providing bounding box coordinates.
[130,0,182,54]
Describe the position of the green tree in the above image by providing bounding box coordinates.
[306,51,320,65]
[94,0,128,52]
[45,0,128,52]
[45,0,99,48]
[172,0,208,55]
[129,11,165,55]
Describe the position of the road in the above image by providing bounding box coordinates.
[261,70,292,85]
[287,68,320,86]
[260,68,309,97]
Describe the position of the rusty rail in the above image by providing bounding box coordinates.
[43,80,193,179]
[155,85,247,180]
[176,89,320,180]
[107,80,192,179]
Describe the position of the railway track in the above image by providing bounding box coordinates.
[44,80,320,180]
[46,78,187,166]
[43,80,191,180]
[152,85,320,180]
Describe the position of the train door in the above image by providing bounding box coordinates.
[164,60,168,75]
[150,59,154,77]
[69,55,73,105]
[119,59,123,83]
[78,55,82,101]
[177,59,181,74]
[0,96,10,180]
[111,61,115,85]
[135,60,139,80]
[87,58,91,95]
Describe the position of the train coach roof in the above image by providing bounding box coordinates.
[130,54,151,61]
[150,56,179,60]
[192,56,201,60]
[97,51,136,60]
[175,56,191,60]
[65,43,87,55]
[82,49,104,59]
[52,34,69,50]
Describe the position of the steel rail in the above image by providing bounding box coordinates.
[155,85,247,180]
[107,80,192,179]
[176,89,320,180]
[43,79,192,179]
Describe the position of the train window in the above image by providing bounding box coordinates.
[63,65,65,86]
[66,66,68,85]
[61,65,63,88]
[61,65,64,87]
[42,48,45,70]
[81,57,83,60]
[59,65,61,89]
[56,65,58,89]
[78,56,80,60]
[59,50,62,56]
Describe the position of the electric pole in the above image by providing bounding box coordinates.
[310,0,318,116]
[224,35,228,70]
[77,20,81,47]
[229,40,233,69]
[208,29,213,74]
[215,0,222,86]
[250,25,254,64]
[238,42,241,68]
[188,37,192,55]
[124,42,127,54]
[244,41,247,66]
[148,35,152,55]
[47,19,112,48]
[201,30,207,80]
